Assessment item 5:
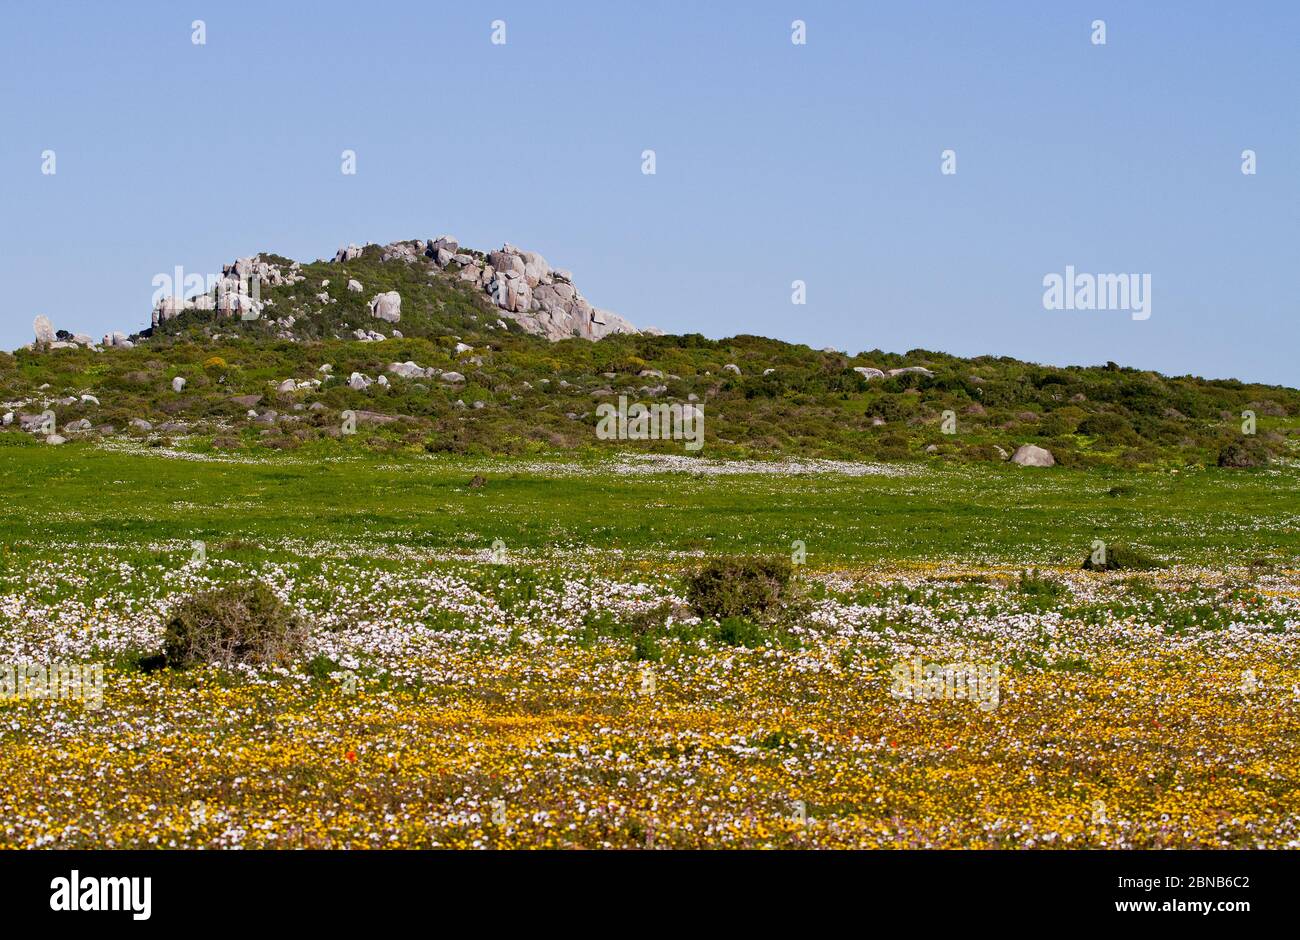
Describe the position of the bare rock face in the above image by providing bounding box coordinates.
[1010,444,1055,467]
[427,239,639,341]
[369,291,402,323]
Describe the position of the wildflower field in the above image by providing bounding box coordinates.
[1,442,1298,849]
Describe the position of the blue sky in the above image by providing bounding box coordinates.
[2,1,1296,384]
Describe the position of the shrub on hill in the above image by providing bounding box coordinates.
[1217,436,1271,468]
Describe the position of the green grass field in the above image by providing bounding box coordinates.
[1,442,1296,565]
[2,442,1298,849]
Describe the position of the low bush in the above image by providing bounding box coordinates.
[162,581,308,667]
[716,616,769,648]
[686,556,792,621]
[1217,437,1271,468]
[1081,543,1163,572]
[1015,569,1066,598]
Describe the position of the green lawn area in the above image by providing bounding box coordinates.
[1,442,1296,567]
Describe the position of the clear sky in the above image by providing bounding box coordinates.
[2,1,1296,384]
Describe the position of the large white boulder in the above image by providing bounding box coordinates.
[33,315,55,344]
[1010,444,1055,467]
[369,291,401,323]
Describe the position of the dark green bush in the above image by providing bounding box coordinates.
[686,556,792,621]
[1217,437,1271,468]
[716,616,768,648]
[1015,569,1066,598]
[163,581,308,667]
[1081,543,1163,572]
[1077,412,1136,443]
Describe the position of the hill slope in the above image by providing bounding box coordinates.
[6,237,1298,469]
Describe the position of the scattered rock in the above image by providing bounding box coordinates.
[353,411,399,426]
[388,361,438,379]
[1009,444,1055,467]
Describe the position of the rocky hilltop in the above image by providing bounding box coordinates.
[30,236,647,351]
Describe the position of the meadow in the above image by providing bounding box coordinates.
[0,441,1297,848]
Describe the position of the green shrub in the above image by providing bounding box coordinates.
[163,581,308,667]
[716,616,768,648]
[1015,569,1066,598]
[1081,543,1163,572]
[632,632,662,662]
[686,556,792,621]
[1217,437,1271,468]
[1077,412,1136,443]
[305,653,339,679]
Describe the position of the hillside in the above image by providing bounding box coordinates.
[5,236,1298,469]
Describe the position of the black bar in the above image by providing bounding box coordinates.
[0,849,1285,926]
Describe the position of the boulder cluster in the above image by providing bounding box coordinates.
[150,256,306,329]
[27,232,649,352]
[345,236,643,341]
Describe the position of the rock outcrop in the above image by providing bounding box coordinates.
[355,237,639,341]
[51,232,645,354]
[33,316,55,345]
[149,254,295,328]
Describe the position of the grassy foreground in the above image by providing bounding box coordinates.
[0,443,1298,848]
